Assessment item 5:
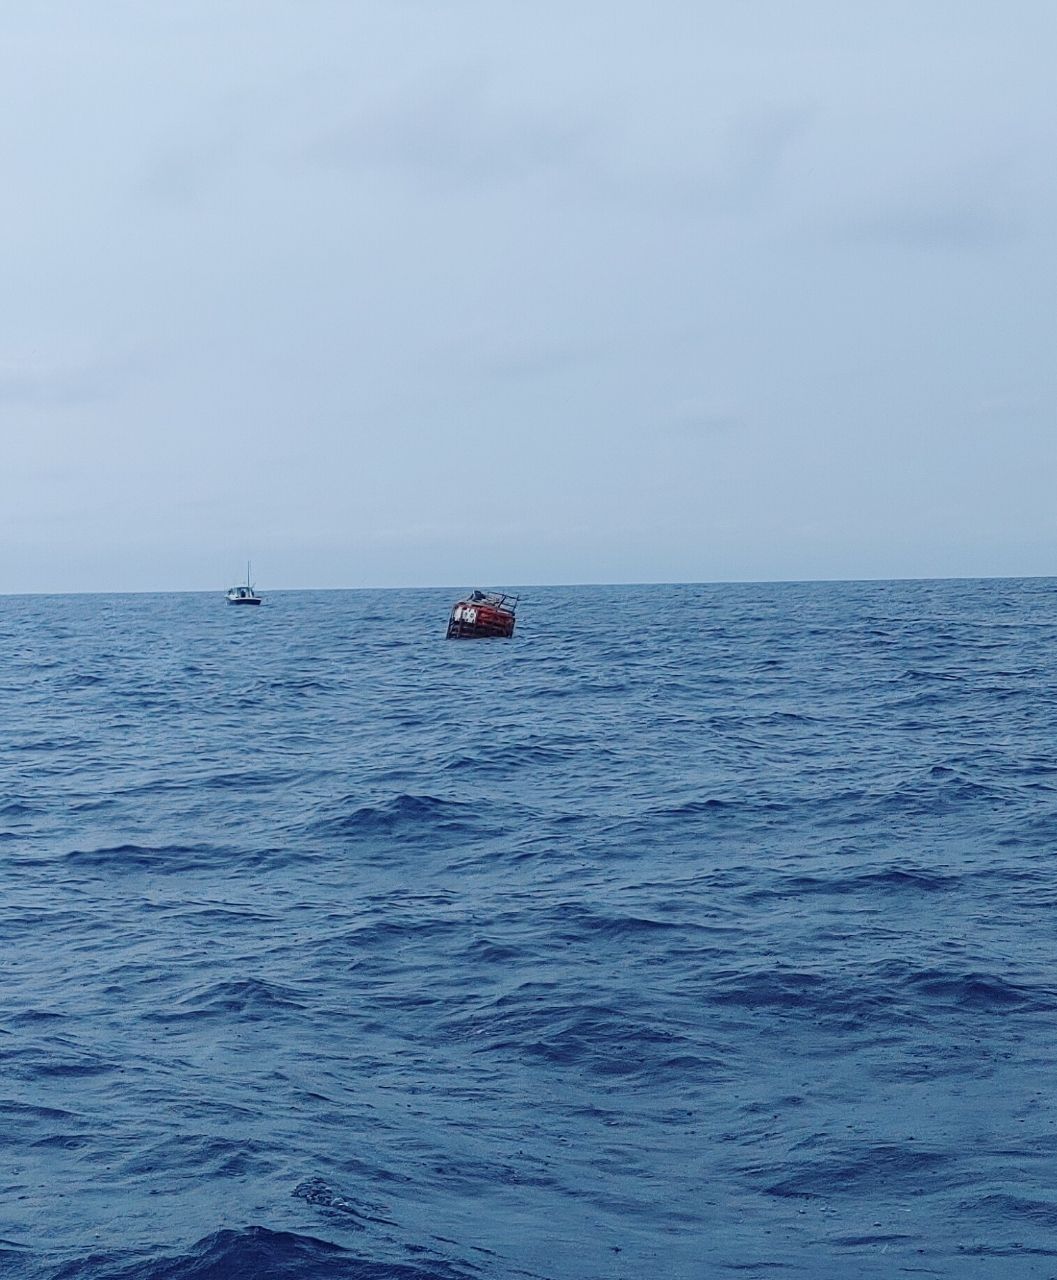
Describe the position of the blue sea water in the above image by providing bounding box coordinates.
[3,579,1057,1279]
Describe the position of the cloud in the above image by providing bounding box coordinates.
[649,105,814,216]
[139,136,244,207]
[297,70,814,235]
[0,355,133,407]
[303,67,598,191]
[667,399,746,436]
[969,394,1044,422]
[481,340,603,383]
[846,203,1015,251]
[839,157,1021,250]
[136,92,263,208]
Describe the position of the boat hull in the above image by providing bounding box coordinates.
[227,596,262,606]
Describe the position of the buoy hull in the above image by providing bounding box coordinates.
[446,597,516,638]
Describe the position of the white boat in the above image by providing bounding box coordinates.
[226,563,262,606]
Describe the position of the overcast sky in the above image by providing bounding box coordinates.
[0,2,1053,592]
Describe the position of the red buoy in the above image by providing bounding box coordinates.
[446,590,518,639]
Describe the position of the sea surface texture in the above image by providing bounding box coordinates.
[3,580,1057,1280]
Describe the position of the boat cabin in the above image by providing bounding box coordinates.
[226,565,262,605]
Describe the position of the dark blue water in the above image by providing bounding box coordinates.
[3,580,1057,1279]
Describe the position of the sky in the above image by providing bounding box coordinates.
[0,1,1053,592]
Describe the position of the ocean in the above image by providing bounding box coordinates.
[2,579,1057,1279]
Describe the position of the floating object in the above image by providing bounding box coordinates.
[226,562,262,606]
[446,589,517,639]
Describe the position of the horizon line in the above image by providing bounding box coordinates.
[1,571,1054,598]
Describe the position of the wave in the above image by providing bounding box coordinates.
[45,1227,473,1280]
[901,967,1054,1012]
[293,1177,397,1228]
[706,963,1056,1020]
[143,978,312,1023]
[745,865,960,899]
[753,1141,959,1200]
[443,988,728,1083]
[60,843,229,873]
[0,800,42,818]
[307,794,482,839]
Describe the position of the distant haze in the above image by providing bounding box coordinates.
[0,2,1053,592]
